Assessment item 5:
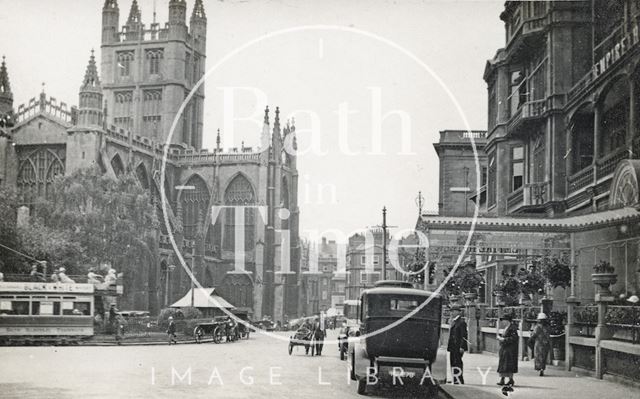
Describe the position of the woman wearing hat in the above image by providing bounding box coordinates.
[529,313,551,376]
[497,313,518,386]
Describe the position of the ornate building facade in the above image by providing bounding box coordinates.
[418,1,640,306]
[0,0,301,321]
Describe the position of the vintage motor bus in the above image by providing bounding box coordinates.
[349,281,442,395]
[0,282,95,345]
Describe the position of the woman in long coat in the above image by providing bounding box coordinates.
[497,314,518,386]
[529,313,551,376]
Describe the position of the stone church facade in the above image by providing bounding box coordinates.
[0,0,301,321]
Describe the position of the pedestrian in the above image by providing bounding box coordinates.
[167,316,177,344]
[446,304,468,384]
[50,268,60,283]
[30,264,45,282]
[313,324,325,356]
[529,312,551,376]
[497,313,519,386]
[145,317,151,337]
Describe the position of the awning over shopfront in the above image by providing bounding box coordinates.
[170,288,235,309]
[418,207,640,232]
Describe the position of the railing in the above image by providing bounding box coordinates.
[521,99,546,118]
[463,131,487,139]
[568,71,593,101]
[593,24,625,70]
[507,187,524,210]
[567,165,594,194]
[525,181,549,206]
[605,306,640,344]
[596,146,629,180]
[522,15,547,35]
[574,305,597,338]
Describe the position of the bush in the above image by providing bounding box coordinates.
[157,307,202,328]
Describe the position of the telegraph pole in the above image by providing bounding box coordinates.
[191,245,196,307]
[382,207,388,280]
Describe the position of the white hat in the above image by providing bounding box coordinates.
[168,316,173,320]
[627,295,639,304]
[536,313,547,320]
[59,267,66,272]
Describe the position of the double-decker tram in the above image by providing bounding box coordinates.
[0,282,95,345]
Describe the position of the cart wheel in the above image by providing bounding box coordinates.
[213,326,224,344]
[357,378,367,395]
[288,342,293,355]
[194,327,204,344]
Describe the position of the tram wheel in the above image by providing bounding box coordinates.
[213,326,224,344]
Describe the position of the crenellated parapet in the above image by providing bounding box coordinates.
[15,93,75,126]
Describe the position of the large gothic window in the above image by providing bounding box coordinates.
[223,174,256,251]
[17,148,65,205]
[181,175,209,240]
[135,163,149,189]
[142,89,162,139]
[110,154,124,177]
[114,91,133,132]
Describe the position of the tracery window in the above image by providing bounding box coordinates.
[223,174,256,251]
[181,175,209,240]
[110,154,124,177]
[114,91,133,132]
[17,148,65,205]
[145,49,163,76]
[117,51,134,78]
[143,89,162,138]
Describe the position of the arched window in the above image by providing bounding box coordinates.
[17,148,65,205]
[223,174,256,251]
[570,105,595,173]
[600,77,629,157]
[111,154,124,177]
[281,177,290,231]
[135,163,149,189]
[181,175,209,239]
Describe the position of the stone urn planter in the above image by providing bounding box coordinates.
[591,273,617,296]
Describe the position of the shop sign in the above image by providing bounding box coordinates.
[593,23,640,79]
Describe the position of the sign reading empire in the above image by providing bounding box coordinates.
[593,23,640,79]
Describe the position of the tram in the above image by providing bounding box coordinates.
[0,282,95,345]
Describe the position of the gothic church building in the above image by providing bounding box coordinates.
[0,0,301,321]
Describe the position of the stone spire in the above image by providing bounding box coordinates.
[0,56,14,118]
[0,56,12,100]
[261,106,270,150]
[272,106,282,161]
[102,0,120,44]
[127,0,142,24]
[192,0,206,20]
[216,128,221,151]
[81,50,101,91]
[77,50,103,128]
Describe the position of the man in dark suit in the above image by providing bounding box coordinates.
[447,304,468,384]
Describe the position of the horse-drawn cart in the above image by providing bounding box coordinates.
[288,326,313,355]
[194,316,238,344]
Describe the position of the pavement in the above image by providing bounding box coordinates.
[437,350,640,399]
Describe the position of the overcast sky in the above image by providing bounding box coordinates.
[0,0,505,242]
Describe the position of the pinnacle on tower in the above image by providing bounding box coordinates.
[192,0,206,20]
[0,56,12,99]
[103,0,118,9]
[127,0,142,25]
[261,106,270,150]
[81,49,101,91]
[216,128,221,151]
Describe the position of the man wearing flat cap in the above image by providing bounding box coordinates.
[447,304,468,384]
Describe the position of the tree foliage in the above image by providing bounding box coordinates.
[37,166,157,276]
